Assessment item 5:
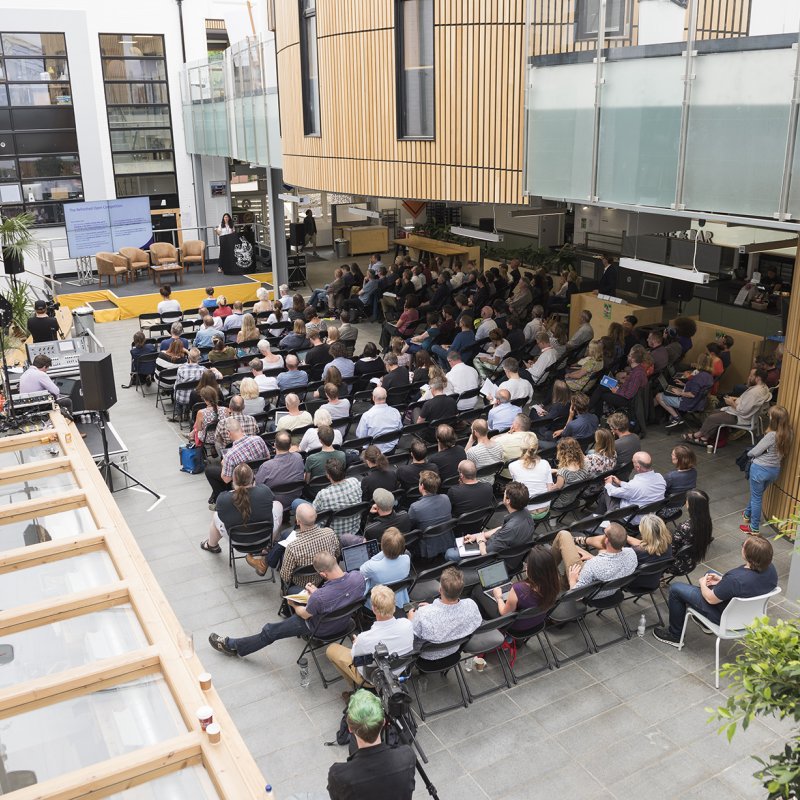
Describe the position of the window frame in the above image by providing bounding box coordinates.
[575,0,630,41]
[298,0,321,137]
[394,0,435,141]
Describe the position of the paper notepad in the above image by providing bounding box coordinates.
[456,536,481,557]
[283,590,310,604]
[480,379,499,397]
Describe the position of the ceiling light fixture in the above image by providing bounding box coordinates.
[450,225,504,242]
[619,257,711,285]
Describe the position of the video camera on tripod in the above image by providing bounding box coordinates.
[364,642,413,720]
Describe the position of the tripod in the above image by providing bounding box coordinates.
[386,710,440,800]
[78,410,165,511]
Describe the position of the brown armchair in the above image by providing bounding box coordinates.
[95,252,128,287]
[181,239,206,273]
[119,246,150,281]
[149,241,179,265]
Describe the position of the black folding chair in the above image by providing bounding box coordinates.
[543,581,603,666]
[227,521,275,588]
[623,556,675,628]
[500,607,556,681]
[584,574,640,650]
[408,635,472,720]
[460,615,518,699]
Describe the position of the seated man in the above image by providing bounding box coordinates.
[313,457,363,542]
[595,451,666,522]
[447,481,535,562]
[487,389,518,433]
[653,536,778,648]
[407,567,482,669]
[465,419,504,481]
[408,470,453,558]
[209,551,364,657]
[588,347,648,416]
[550,522,638,597]
[356,387,403,453]
[447,460,495,519]
[255,430,304,510]
[325,585,414,693]
[205,419,269,507]
[276,354,309,392]
[215,395,258,453]
[428,424,467,483]
[539,392,598,453]
[174,348,208,411]
[396,439,439,492]
[363,488,411,542]
[276,393,313,439]
[326,690,416,800]
[491,413,533,475]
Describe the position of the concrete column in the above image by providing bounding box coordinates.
[268,167,288,290]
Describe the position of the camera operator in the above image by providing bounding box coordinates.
[27,300,60,343]
[326,585,413,701]
[327,689,416,800]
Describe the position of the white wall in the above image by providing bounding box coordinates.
[749,0,800,35]
[636,0,686,45]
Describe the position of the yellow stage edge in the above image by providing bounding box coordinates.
[56,273,274,323]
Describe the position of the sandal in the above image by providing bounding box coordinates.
[200,540,222,554]
[574,536,587,547]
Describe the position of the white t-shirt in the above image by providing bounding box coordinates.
[509,458,552,510]
[523,318,544,343]
[500,377,533,402]
[447,362,480,410]
[157,299,181,315]
[297,427,343,452]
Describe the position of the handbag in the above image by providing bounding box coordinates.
[179,444,204,474]
[735,449,753,479]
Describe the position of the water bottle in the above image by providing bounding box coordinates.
[298,658,310,688]
[637,614,646,638]
[265,785,274,797]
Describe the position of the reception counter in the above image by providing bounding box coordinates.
[339,225,389,256]
[569,292,663,337]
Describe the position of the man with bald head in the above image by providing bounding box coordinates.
[276,393,312,438]
[596,450,666,523]
[215,394,258,452]
[356,386,402,452]
[476,305,498,341]
[487,388,517,432]
[448,459,495,518]
[277,353,309,391]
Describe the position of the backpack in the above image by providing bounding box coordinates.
[179,444,204,474]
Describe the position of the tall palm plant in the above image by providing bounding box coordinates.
[0,211,37,272]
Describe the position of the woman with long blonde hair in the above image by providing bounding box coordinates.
[509,433,552,518]
[741,404,792,535]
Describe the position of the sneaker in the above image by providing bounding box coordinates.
[208,633,237,656]
[692,616,714,635]
[652,626,682,648]
[739,524,761,536]
[665,417,685,429]
[246,554,268,576]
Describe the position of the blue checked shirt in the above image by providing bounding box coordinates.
[313,477,363,536]
[175,362,207,406]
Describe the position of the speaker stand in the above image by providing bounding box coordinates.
[80,411,165,511]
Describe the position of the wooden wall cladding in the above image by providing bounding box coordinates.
[275,0,526,203]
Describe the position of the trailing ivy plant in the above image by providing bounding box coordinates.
[710,616,800,799]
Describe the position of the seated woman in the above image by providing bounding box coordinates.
[476,544,560,632]
[359,527,411,610]
[665,489,713,578]
[129,330,157,387]
[266,305,291,337]
[280,319,311,352]
[252,287,272,315]
[157,284,181,317]
[584,428,617,475]
[240,377,266,415]
[258,340,285,371]
[664,444,697,497]
[207,334,236,375]
[390,336,412,370]
[200,463,282,554]
[190,386,220,448]
[508,434,552,520]
[212,295,232,319]
[547,437,589,511]
[236,313,260,357]
[288,293,306,322]
[155,339,187,383]
[474,328,511,380]
[548,270,579,311]
[575,513,672,592]
[529,379,571,430]
[412,349,433,384]
[190,368,224,406]
[655,352,714,430]
[314,364,343,399]
[566,340,604,393]
[353,342,386,390]
[294,407,343,452]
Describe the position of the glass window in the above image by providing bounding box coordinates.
[0,109,10,128]
[0,550,118,609]
[107,105,171,129]
[0,606,148,689]
[115,173,177,198]
[15,130,79,153]
[4,58,69,82]
[110,129,172,152]
[0,182,22,203]
[24,202,67,225]
[99,34,165,58]
[112,152,175,175]
[19,154,81,178]
[0,443,63,468]
[12,107,77,130]
[8,83,72,106]
[576,0,629,40]
[104,82,168,106]
[0,470,76,506]
[2,32,67,57]
[0,506,96,552]
[0,675,186,784]
[21,177,83,201]
[0,85,7,107]
[0,159,17,179]
[299,0,321,135]
[106,766,221,799]
[102,58,167,82]
[396,0,434,139]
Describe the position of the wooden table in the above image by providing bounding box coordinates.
[150,263,184,285]
[394,234,481,268]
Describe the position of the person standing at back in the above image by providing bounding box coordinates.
[27,300,60,343]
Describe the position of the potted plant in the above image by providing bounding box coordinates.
[1,211,36,278]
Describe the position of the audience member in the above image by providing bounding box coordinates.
[313,458,364,540]
[492,413,534,468]
[547,437,590,510]
[596,451,666,522]
[205,419,269,507]
[608,412,640,467]
[417,378,458,423]
[408,470,453,556]
[584,428,617,475]
[428,424,467,482]
[356,387,402,452]
[255,430,304,508]
[508,434,552,516]
[396,440,439,491]
[666,489,713,578]
[360,445,398,499]
[567,310,594,349]
[664,444,698,496]
[359,530,412,609]
[447,460,494,517]
[487,389,517,433]
[276,393,313,438]
[364,488,412,541]
[215,395,258,452]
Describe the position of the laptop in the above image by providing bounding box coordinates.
[273,410,290,426]
[342,540,380,572]
[600,375,619,390]
[478,562,514,600]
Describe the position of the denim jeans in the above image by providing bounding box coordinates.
[744,463,781,531]
[227,613,308,657]
[667,582,722,638]
[444,547,461,563]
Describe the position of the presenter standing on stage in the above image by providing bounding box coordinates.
[215,213,236,274]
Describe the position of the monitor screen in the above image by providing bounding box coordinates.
[478,561,509,588]
[641,278,662,301]
[579,259,596,280]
